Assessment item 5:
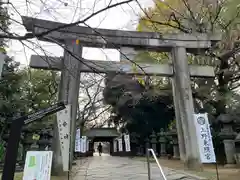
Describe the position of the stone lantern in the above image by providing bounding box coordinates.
[167,127,180,159]
[218,114,237,167]
[22,128,35,160]
[144,137,150,155]
[130,132,139,156]
[235,133,240,167]
[31,133,40,150]
[150,131,158,155]
[38,129,53,150]
[158,128,167,156]
[136,135,144,156]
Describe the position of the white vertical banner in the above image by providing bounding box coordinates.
[118,138,123,152]
[56,105,71,171]
[81,136,87,153]
[124,134,131,152]
[23,151,53,180]
[75,129,81,152]
[194,113,216,163]
[113,140,117,152]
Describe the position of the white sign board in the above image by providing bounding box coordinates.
[113,140,117,152]
[56,104,71,171]
[194,113,216,163]
[81,136,87,153]
[23,151,53,180]
[118,138,123,152]
[124,134,131,152]
[75,129,81,152]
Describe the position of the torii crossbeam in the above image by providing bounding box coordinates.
[22,16,219,52]
[30,55,215,77]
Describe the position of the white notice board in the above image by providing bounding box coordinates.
[23,151,53,180]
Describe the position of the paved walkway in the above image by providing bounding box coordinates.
[72,154,206,180]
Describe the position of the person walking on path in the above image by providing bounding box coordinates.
[97,142,102,156]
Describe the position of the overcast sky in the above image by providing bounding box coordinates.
[7,0,154,66]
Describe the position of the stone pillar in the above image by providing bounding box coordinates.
[31,133,40,151]
[109,140,113,155]
[22,142,31,162]
[173,143,180,159]
[130,132,139,156]
[171,78,186,161]
[223,140,236,165]
[52,43,82,173]
[38,129,53,150]
[139,144,144,156]
[158,128,167,156]
[167,125,180,159]
[150,131,158,155]
[145,137,150,155]
[116,139,119,154]
[88,140,94,156]
[172,46,201,170]
[30,142,39,150]
[136,136,143,156]
[218,114,237,167]
[64,43,82,167]
[18,134,24,162]
[235,133,240,167]
[172,131,180,159]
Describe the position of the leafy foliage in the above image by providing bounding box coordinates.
[0,1,10,48]
[19,69,59,129]
[103,73,174,136]
[136,0,240,117]
[0,61,59,140]
[103,0,240,141]
[0,57,22,121]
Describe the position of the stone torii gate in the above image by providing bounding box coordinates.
[21,16,220,172]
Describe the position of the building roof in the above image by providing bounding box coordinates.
[85,128,119,138]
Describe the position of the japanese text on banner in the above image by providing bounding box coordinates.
[194,113,216,163]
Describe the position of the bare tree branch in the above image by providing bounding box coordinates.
[0,0,134,40]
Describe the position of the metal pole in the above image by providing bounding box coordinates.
[146,149,151,180]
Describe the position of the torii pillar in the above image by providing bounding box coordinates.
[172,46,199,168]
[52,42,82,174]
